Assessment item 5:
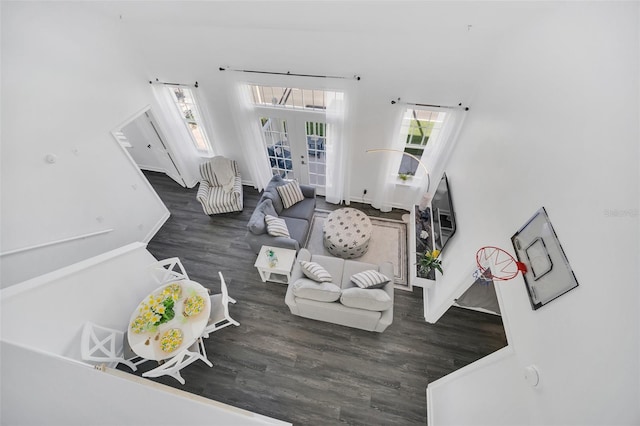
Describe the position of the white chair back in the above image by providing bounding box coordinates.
[219,271,233,319]
[81,322,143,371]
[141,338,212,385]
[81,322,123,362]
[149,257,189,284]
[202,272,240,338]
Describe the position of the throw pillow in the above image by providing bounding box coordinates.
[340,287,392,312]
[276,180,305,209]
[247,199,277,235]
[292,278,342,302]
[299,261,332,282]
[265,214,290,238]
[351,270,390,289]
[264,175,295,214]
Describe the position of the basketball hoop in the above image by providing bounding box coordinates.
[476,246,527,281]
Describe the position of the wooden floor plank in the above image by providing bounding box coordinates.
[122,172,508,426]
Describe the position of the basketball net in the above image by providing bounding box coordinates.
[475,246,527,282]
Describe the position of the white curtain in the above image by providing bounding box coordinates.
[371,107,407,212]
[325,91,349,205]
[371,105,467,211]
[150,84,201,186]
[421,107,467,199]
[223,77,273,191]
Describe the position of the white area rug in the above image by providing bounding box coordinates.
[305,210,409,289]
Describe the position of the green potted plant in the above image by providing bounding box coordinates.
[398,171,414,182]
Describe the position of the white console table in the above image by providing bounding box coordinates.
[409,205,437,290]
[409,205,446,322]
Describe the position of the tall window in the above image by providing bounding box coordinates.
[398,109,446,176]
[168,87,213,154]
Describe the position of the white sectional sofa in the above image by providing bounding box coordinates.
[285,249,394,332]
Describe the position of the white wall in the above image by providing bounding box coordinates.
[1,343,289,426]
[428,3,639,425]
[0,243,158,359]
[104,1,540,197]
[0,2,169,287]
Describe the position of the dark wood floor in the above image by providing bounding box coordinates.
[125,172,507,426]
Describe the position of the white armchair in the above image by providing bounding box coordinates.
[196,157,243,215]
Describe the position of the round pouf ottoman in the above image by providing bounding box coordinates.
[323,207,372,259]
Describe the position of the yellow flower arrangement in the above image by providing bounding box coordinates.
[130,283,182,333]
[160,328,183,353]
[417,249,443,276]
[183,295,205,317]
[162,283,182,301]
[130,316,148,334]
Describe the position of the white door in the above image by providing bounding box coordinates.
[120,110,186,187]
[257,109,327,195]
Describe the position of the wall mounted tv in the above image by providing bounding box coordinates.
[432,173,457,252]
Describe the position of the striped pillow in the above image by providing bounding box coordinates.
[299,261,333,283]
[265,215,290,237]
[351,270,390,289]
[276,181,305,209]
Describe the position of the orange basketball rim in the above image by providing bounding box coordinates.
[476,246,527,281]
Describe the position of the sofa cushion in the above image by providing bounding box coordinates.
[299,261,332,282]
[309,255,346,287]
[277,180,305,209]
[265,214,290,237]
[292,278,342,302]
[247,199,277,235]
[262,190,284,215]
[264,175,288,213]
[340,287,392,312]
[279,197,316,221]
[351,270,390,289]
[282,217,309,246]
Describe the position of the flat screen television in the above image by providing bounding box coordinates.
[431,173,456,252]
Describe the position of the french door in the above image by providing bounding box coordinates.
[258,109,327,196]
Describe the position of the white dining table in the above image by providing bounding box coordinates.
[127,280,211,361]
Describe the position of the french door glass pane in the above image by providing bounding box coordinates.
[306,121,326,194]
[261,117,294,179]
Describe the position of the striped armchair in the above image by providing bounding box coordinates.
[196,158,243,215]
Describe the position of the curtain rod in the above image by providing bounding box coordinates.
[149,78,199,88]
[391,98,469,111]
[219,66,360,81]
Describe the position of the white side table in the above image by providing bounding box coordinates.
[254,245,297,284]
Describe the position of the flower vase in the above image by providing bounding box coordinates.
[266,250,278,268]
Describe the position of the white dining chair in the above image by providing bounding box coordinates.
[80,322,148,372]
[149,257,189,285]
[141,337,212,385]
[202,272,240,338]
